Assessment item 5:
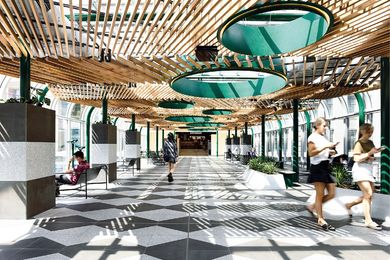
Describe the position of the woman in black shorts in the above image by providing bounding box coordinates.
[163,132,178,182]
[307,117,339,231]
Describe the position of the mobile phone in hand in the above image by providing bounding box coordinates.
[377,146,386,152]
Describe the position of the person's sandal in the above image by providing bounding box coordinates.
[319,223,336,231]
[366,222,382,230]
[167,173,174,183]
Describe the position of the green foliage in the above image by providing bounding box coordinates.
[0,88,50,107]
[94,115,113,125]
[332,165,352,188]
[248,156,278,174]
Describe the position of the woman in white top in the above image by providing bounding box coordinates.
[307,118,339,231]
[345,124,383,230]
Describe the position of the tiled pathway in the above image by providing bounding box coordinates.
[0,157,389,260]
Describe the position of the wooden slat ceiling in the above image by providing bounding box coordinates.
[0,0,388,128]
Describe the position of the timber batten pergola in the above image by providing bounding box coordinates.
[0,0,388,129]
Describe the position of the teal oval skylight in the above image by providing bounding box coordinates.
[203,109,233,115]
[187,122,226,127]
[217,2,333,56]
[171,68,286,99]
[165,116,212,122]
[158,100,194,109]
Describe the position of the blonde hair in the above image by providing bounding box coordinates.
[313,117,327,130]
[358,123,374,138]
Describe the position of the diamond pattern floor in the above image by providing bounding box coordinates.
[0,157,389,260]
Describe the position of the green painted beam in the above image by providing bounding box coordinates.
[113,117,119,126]
[86,107,95,162]
[162,129,165,150]
[131,114,136,131]
[156,126,159,156]
[102,97,108,124]
[304,111,312,171]
[276,116,283,165]
[146,122,150,158]
[261,115,265,157]
[380,57,390,194]
[251,128,254,146]
[20,54,31,100]
[293,99,299,182]
[354,93,365,126]
[244,122,248,135]
[216,129,219,157]
[235,126,238,138]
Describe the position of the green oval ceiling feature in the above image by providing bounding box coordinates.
[217,2,333,56]
[158,100,195,109]
[188,128,215,132]
[203,109,233,115]
[171,68,287,99]
[187,122,226,127]
[165,116,212,122]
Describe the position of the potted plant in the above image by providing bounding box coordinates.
[243,157,286,190]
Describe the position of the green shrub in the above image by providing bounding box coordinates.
[248,157,278,174]
[260,161,278,174]
[332,165,352,188]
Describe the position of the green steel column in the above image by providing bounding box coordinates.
[113,117,119,126]
[131,114,136,131]
[162,129,165,149]
[146,122,150,158]
[102,97,108,124]
[86,107,95,162]
[304,111,312,171]
[235,126,238,138]
[380,57,390,194]
[251,128,254,146]
[261,115,265,157]
[355,93,365,126]
[156,126,159,156]
[228,129,231,138]
[244,122,248,135]
[20,54,31,100]
[293,99,299,182]
[276,116,283,164]
[216,129,219,157]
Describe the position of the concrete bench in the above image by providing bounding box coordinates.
[278,169,296,188]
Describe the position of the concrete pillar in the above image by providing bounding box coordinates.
[240,134,252,164]
[125,130,141,171]
[91,124,117,182]
[0,104,55,219]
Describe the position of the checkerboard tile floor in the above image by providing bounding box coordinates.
[0,157,389,260]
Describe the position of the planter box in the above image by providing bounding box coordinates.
[242,168,286,190]
[307,187,390,221]
[91,124,117,182]
[0,103,55,219]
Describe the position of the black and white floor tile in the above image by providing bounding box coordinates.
[0,157,389,260]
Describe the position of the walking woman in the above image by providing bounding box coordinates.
[163,132,178,182]
[307,117,339,231]
[345,123,383,230]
